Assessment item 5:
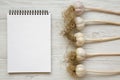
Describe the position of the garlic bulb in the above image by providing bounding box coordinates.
[76,37,85,46]
[76,64,86,77]
[74,32,85,46]
[75,17,85,30]
[74,32,84,39]
[76,48,86,61]
[73,1,85,16]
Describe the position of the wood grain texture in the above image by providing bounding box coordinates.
[0,0,120,80]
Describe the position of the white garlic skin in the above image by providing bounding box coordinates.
[76,48,86,61]
[76,37,85,46]
[76,64,86,77]
[73,1,85,16]
[75,17,85,31]
[74,32,85,46]
[74,32,84,39]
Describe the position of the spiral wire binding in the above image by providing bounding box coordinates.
[9,10,49,15]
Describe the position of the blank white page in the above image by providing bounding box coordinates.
[7,11,51,73]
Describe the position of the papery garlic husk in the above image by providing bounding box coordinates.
[75,17,85,30]
[76,48,86,61]
[76,64,86,77]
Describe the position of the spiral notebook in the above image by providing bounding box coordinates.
[7,10,51,73]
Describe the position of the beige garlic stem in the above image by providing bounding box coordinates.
[85,20,120,26]
[85,37,120,43]
[85,7,120,15]
[87,53,120,57]
[87,70,120,75]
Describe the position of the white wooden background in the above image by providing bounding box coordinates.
[0,0,120,80]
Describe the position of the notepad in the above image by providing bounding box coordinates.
[7,10,51,73]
